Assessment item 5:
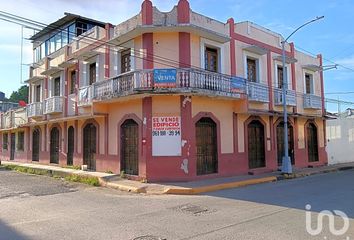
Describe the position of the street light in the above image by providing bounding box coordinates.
[281,16,324,174]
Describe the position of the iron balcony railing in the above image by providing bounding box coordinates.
[273,88,297,106]
[27,102,43,118]
[78,85,93,107]
[92,68,247,101]
[303,94,322,109]
[247,81,269,103]
[43,96,63,114]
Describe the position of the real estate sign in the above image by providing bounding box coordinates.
[153,69,177,87]
[152,116,181,156]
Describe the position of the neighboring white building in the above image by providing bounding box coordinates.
[326,108,354,164]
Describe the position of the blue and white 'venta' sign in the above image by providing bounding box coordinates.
[153,69,177,87]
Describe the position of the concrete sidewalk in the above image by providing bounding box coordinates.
[1,160,354,195]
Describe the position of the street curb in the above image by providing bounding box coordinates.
[163,176,277,195]
[100,180,147,193]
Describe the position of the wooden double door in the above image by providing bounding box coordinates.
[32,129,40,161]
[196,118,218,175]
[307,123,319,162]
[83,124,96,171]
[248,120,265,169]
[50,127,60,164]
[276,122,295,166]
[120,120,139,176]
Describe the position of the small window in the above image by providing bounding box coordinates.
[50,36,55,54]
[53,77,61,96]
[76,22,88,36]
[89,63,96,85]
[70,71,76,94]
[55,32,62,51]
[277,66,287,89]
[121,49,131,74]
[247,58,257,82]
[35,85,41,102]
[305,73,313,94]
[205,47,218,72]
[3,133,8,150]
[17,132,24,151]
[68,24,75,43]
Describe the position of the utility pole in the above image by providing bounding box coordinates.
[281,16,324,174]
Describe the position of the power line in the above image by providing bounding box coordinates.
[2,10,354,108]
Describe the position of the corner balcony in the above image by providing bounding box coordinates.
[274,88,296,106]
[247,81,269,103]
[92,68,247,101]
[303,94,322,109]
[43,96,63,114]
[78,86,93,107]
[27,102,43,118]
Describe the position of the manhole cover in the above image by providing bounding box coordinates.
[133,236,166,240]
[178,204,209,215]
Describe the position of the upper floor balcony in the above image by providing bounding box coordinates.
[247,81,269,103]
[273,88,296,106]
[27,102,43,118]
[92,68,247,102]
[69,26,106,59]
[78,86,93,107]
[44,96,64,115]
[303,94,322,109]
[0,108,27,130]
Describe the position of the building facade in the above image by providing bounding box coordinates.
[0,0,327,182]
[326,109,354,165]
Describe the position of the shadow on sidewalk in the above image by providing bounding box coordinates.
[205,169,354,218]
[0,220,29,240]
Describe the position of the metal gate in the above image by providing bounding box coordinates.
[67,126,74,166]
[32,129,40,161]
[10,133,15,160]
[307,123,319,162]
[276,122,295,166]
[50,127,59,164]
[196,118,218,175]
[248,120,265,169]
[121,119,139,175]
[83,123,96,171]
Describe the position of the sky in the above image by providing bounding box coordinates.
[0,0,354,112]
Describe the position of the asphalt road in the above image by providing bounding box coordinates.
[0,167,353,240]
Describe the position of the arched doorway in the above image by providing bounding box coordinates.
[67,126,74,166]
[307,123,319,162]
[83,123,96,171]
[248,120,265,169]
[196,117,218,175]
[32,128,40,162]
[120,119,139,175]
[276,121,295,166]
[50,127,60,164]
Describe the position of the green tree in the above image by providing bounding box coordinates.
[9,85,28,103]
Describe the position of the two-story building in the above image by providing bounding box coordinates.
[0,0,327,182]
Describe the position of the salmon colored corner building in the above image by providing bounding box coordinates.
[0,0,327,182]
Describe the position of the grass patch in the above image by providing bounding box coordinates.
[63,165,81,170]
[3,164,100,187]
[3,165,50,175]
[64,175,100,186]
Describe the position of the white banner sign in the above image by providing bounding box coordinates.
[152,116,181,156]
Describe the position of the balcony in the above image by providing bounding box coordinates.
[274,88,296,106]
[247,81,269,103]
[78,86,93,107]
[27,102,43,118]
[69,26,106,58]
[303,94,322,109]
[44,96,63,114]
[92,68,247,101]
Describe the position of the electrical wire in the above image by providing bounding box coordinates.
[1,10,354,108]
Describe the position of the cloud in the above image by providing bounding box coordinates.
[335,55,354,69]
